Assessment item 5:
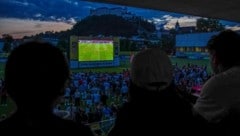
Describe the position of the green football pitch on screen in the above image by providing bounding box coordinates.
[78,40,114,61]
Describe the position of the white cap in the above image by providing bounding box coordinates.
[130,48,173,91]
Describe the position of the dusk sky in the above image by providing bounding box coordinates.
[0,0,240,38]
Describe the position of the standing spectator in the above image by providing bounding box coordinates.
[64,87,71,106]
[74,90,81,107]
[0,41,94,135]
[108,48,206,136]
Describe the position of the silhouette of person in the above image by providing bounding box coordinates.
[193,30,240,134]
[108,47,206,136]
[0,41,94,134]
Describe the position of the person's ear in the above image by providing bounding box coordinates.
[211,52,219,66]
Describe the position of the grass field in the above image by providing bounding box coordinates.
[0,57,211,79]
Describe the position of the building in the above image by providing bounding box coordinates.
[175,21,196,34]
[90,7,138,20]
[175,32,219,59]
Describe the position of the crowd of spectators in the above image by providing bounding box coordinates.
[51,63,211,125]
[0,64,211,126]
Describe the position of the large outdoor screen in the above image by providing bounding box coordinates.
[78,40,114,61]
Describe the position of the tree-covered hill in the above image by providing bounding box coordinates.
[28,15,156,39]
[71,15,136,37]
[71,15,155,37]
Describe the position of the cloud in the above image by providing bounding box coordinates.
[8,0,34,6]
[0,18,73,39]
[149,15,199,30]
[162,15,199,29]
[225,25,240,31]
[67,18,76,24]
[74,2,78,6]
[63,0,72,4]
[151,17,167,24]
[56,17,66,22]
[162,15,174,20]
[34,13,42,18]
[63,0,78,6]
[83,5,95,9]
[150,17,167,30]
[34,23,42,28]
[49,16,56,20]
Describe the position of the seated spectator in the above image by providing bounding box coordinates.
[0,41,94,134]
[108,48,207,136]
[193,30,240,135]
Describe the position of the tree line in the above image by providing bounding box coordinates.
[1,16,224,53]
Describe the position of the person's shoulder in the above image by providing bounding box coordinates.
[223,66,240,79]
[214,66,240,82]
[202,67,240,94]
[201,74,224,94]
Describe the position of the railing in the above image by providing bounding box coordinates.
[87,118,116,136]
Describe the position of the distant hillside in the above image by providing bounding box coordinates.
[70,14,156,37]
[29,15,156,39]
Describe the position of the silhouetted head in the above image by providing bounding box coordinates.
[129,48,173,102]
[207,30,240,73]
[4,41,69,107]
[130,47,173,90]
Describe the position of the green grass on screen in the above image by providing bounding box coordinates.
[78,42,113,61]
